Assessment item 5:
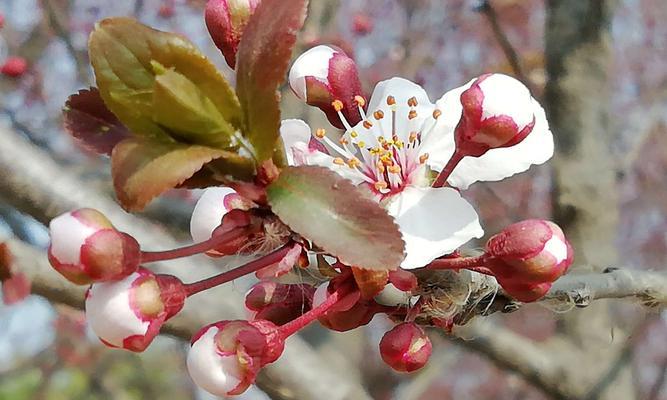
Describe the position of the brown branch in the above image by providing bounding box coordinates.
[0,125,372,400]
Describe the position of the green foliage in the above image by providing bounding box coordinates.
[267,166,406,271]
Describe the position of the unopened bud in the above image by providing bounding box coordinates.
[190,186,254,244]
[245,281,315,325]
[379,322,432,372]
[205,0,260,68]
[497,279,552,303]
[1,56,28,78]
[486,219,573,285]
[48,209,140,285]
[187,319,284,396]
[289,45,365,129]
[455,73,537,157]
[85,268,186,352]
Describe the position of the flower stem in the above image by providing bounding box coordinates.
[140,228,247,263]
[184,244,291,296]
[432,151,464,188]
[278,286,348,337]
[426,255,488,271]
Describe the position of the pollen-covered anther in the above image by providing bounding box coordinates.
[388,165,401,174]
[350,130,358,138]
[386,96,396,106]
[354,95,366,107]
[339,137,349,145]
[432,109,442,119]
[333,157,345,166]
[357,141,366,148]
[408,110,418,120]
[331,100,344,112]
[407,96,418,107]
[408,132,418,143]
[347,158,361,169]
[363,120,373,129]
[373,110,385,120]
[374,181,388,191]
[419,153,429,164]
[315,128,326,139]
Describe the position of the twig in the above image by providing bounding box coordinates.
[476,0,532,88]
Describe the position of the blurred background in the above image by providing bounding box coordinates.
[0,0,666,399]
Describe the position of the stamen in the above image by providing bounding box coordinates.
[408,110,418,120]
[407,96,418,107]
[350,130,358,138]
[363,120,373,130]
[374,181,388,191]
[347,158,361,169]
[419,153,429,164]
[409,132,418,143]
[433,109,442,119]
[354,95,366,107]
[386,96,396,106]
[373,110,385,120]
[332,100,344,112]
[315,128,326,139]
[388,165,401,174]
[333,158,345,165]
[357,141,366,148]
[339,137,349,145]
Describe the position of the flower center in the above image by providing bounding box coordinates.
[312,94,442,198]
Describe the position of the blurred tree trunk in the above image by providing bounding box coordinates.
[545,1,634,399]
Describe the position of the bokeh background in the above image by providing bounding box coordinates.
[0,0,666,399]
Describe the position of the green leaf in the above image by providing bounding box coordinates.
[267,166,405,271]
[63,88,131,155]
[152,62,235,148]
[111,138,253,211]
[89,18,244,149]
[235,0,308,163]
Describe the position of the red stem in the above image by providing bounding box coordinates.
[278,287,348,338]
[432,151,464,188]
[426,255,487,271]
[140,228,247,263]
[184,244,291,296]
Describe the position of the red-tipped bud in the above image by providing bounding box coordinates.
[187,320,284,396]
[455,73,536,157]
[352,13,373,35]
[205,0,260,68]
[85,268,186,352]
[379,322,432,372]
[245,281,315,325]
[48,209,140,285]
[1,56,28,78]
[289,45,365,129]
[486,219,573,284]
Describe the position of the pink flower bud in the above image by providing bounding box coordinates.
[205,0,260,68]
[485,219,573,286]
[497,280,552,303]
[85,268,186,352]
[245,281,315,325]
[289,45,365,129]
[379,322,432,372]
[187,320,284,396]
[190,187,254,243]
[352,13,373,35]
[455,74,537,157]
[1,56,28,78]
[48,209,140,285]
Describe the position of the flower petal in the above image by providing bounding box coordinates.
[386,186,483,269]
[187,326,243,397]
[353,77,434,144]
[425,82,553,189]
[280,119,311,165]
[288,45,336,101]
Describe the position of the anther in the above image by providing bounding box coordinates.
[373,110,385,120]
[363,120,373,129]
[357,141,366,148]
[386,96,396,106]
[354,95,366,107]
[339,137,349,145]
[433,109,442,119]
[315,128,326,139]
[388,165,401,174]
[407,97,418,107]
[408,110,418,120]
[409,132,418,142]
[347,158,361,168]
[374,181,388,191]
[333,158,345,166]
[419,153,429,164]
[350,131,358,138]
[332,100,344,112]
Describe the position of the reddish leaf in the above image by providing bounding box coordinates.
[352,267,389,300]
[235,0,309,163]
[266,166,405,271]
[63,88,131,155]
[111,138,253,211]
